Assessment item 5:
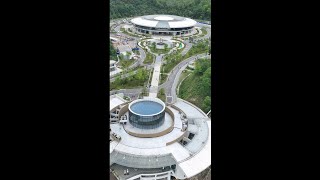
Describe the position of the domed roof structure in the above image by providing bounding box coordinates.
[131,14,197,29]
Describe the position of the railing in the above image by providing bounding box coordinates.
[126,170,174,180]
[177,98,208,118]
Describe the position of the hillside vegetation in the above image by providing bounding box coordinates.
[110,40,117,60]
[110,0,211,21]
[179,58,211,113]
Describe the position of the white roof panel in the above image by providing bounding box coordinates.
[168,18,197,28]
[131,15,197,28]
[178,121,211,178]
[110,95,126,111]
[131,17,158,27]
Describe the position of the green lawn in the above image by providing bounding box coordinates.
[143,52,154,64]
[158,93,166,102]
[199,28,208,37]
[178,73,204,111]
[157,88,166,102]
[150,48,171,55]
[132,50,140,55]
[118,59,134,69]
[184,40,210,58]
[177,70,192,87]
[110,69,150,90]
[110,78,144,90]
[161,48,185,74]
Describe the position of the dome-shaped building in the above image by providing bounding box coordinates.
[130,15,197,36]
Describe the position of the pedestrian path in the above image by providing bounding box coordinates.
[149,55,162,98]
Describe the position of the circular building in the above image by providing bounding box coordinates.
[131,15,197,36]
[128,98,165,129]
[110,95,211,180]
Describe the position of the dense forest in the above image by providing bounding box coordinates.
[110,0,211,21]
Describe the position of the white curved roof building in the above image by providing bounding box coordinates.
[110,96,211,180]
[130,15,197,36]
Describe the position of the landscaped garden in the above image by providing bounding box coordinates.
[143,52,154,64]
[110,68,150,90]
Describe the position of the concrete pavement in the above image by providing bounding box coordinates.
[181,41,193,56]
[110,88,143,101]
[149,55,162,98]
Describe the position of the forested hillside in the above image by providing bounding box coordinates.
[179,58,211,113]
[110,0,211,21]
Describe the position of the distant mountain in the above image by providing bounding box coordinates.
[110,0,211,21]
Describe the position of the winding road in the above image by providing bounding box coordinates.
[159,53,210,103]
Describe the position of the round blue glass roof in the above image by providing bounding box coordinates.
[130,101,163,115]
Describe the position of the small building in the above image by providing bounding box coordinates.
[110,60,117,71]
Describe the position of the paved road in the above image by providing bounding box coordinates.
[138,47,146,65]
[181,41,193,56]
[159,53,209,103]
[170,54,211,103]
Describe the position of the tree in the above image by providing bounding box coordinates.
[199,67,211,95]
[202,96,211,113]
[135,68,144,81]
[119,54,125,61]
[159,88,165,95]
[152,42,156,50]
[195,58,210,75]
[115,76,121,84]
[121,77,128,84]
[110,0,211,21]
[110,40,117,60]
